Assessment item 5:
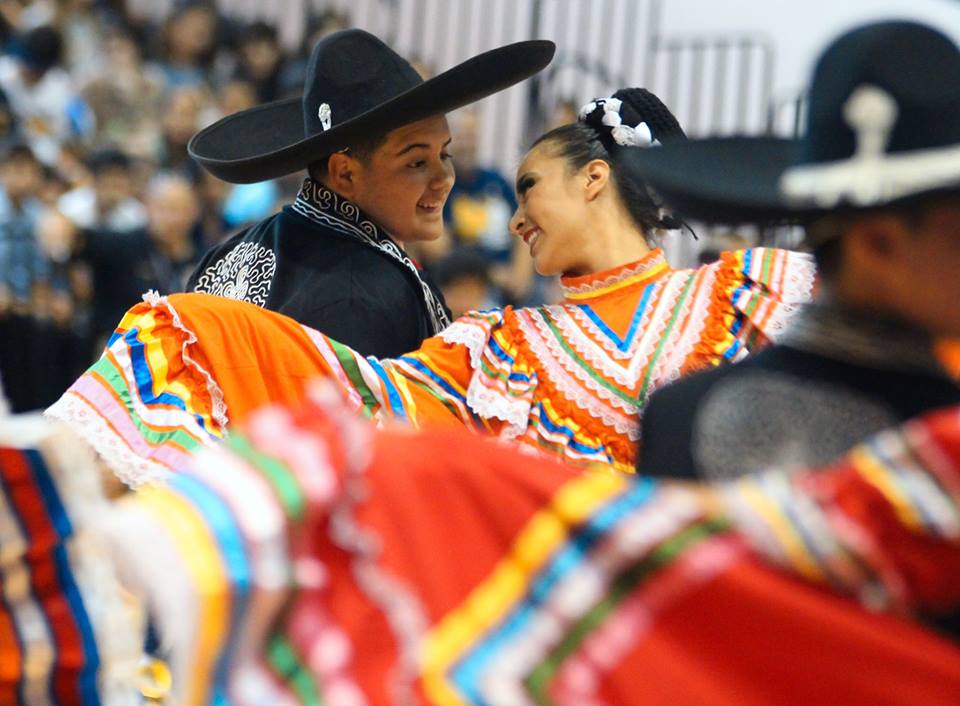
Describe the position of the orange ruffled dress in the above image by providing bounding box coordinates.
[47,247,814,485]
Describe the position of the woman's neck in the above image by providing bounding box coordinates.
[568,213,653,276]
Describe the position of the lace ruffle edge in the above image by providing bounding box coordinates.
[142,290,230,432]
[45,393,171,488]
[442,316,531,435]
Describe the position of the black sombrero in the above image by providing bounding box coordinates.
[189,29,555,183]
[619,21,960,224]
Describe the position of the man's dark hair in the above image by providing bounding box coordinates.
[306,131,389,181]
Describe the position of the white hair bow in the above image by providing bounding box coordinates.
[578,98,660,148]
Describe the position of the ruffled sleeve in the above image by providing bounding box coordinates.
[46,292,497,486]
[437,307,537,436]
[45,292,229,487]
[685,247,815,373]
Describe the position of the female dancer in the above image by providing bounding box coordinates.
[48,88,814,485]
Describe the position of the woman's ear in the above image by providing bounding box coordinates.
[583,159,611,202]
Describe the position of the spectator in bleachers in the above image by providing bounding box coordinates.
[79,20,164,158]
[445,107,517,264]
[233,21,285,104]
[432,249,499,317]
[40,172,201,349]
[445,107,537,304]
[156,84,210,175]
[0,141,53,411]
[0,24,89,163]
[155,1,221,89]
[57,147,147,232]
[0,142,46,315]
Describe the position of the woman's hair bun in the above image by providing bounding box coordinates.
[578,88,686,147]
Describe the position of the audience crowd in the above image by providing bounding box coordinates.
[0,1,562,411]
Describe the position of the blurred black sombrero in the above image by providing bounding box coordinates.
[619,21,960,224]
[189,29,555,183]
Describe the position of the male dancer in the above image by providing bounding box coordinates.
[627,22,960,481]
[187,29,553,356]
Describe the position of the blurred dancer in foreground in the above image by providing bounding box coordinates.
[635,21,960,480]
[4,382,960,704]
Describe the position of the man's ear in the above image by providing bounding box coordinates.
[844,213,912,275]
[325,152,359,199]
[583,159,611,202]
[844,214,911,264]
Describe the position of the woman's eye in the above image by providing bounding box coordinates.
[441,152,452,161]
[408,160,426,168]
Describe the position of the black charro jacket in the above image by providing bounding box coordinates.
[187,180,450,359]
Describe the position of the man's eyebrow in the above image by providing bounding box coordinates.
[395,138,453,156]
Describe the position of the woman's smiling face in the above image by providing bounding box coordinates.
[509,143,597,276]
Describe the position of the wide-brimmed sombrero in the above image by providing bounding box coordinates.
[619,21,960,224]
[189,29,555,183]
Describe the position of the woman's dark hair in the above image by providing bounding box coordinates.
[531,88,686,236]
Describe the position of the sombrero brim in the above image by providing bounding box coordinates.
[189,40,556,183]
[619,137,823,225]
[622,136,960,225]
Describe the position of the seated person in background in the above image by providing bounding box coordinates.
[634,21,960,480]
[40,173,201,349]
[56,147,147,233]
[444,107,518,264]
[431,249,499,317]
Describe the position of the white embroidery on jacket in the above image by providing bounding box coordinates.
[193,242,277,307]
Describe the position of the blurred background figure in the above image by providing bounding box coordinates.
[233,20,284,103]
[432,249,499,318]
[57,147,147,232]
[155,1,220,89]
[445,107,516,264]
[0,24,89,164]
[79,20,164,158]
[156,84,210,174]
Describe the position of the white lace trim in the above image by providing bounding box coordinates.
[142,290,230,432]
[647,269,710,392]
[440,315,531,436]
[780,252,817,305]
[518,311,639,440]
[45,393,172,488]
[440,319,491,370]
[466,378,530,438]
[560,275,674,384]
[560,250,668,297]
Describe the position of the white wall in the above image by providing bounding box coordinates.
[660,0,960,103]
